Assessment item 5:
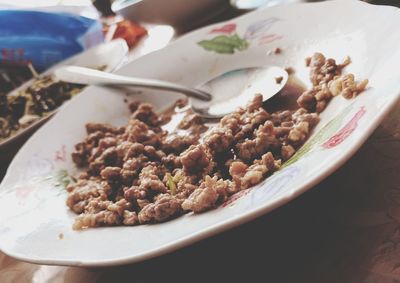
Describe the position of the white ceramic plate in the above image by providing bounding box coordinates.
[0,0,399,266]
[0,39,129,149]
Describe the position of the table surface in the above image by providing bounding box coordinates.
[1,2,400,283]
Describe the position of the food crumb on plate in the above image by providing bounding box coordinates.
[275,76,284,84]
[285,67,295,75]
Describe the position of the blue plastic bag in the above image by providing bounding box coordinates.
[0,10,104,71]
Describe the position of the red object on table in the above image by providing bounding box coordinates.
[104,19,147,49]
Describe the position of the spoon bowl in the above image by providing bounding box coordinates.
[192,66,288,118]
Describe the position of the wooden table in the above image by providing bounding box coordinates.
[1,2,399,282]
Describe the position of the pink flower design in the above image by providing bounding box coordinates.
[222,189,251,207]
[210,23,236,34]
[258,34,283,45]
[55,144,67,162]
[322,106,366,149]
[15,185,36,201]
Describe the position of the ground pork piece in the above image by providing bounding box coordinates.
[98,136,118,150]
[125,119,161,146]
[168,169,199,197]
[137,199,150,209]
[328,73,369,99]
[274,126,292,138]
[281,121,294,127]
[120,155,149,185]
[181,176,233,213]
[181,185,218,213]
[281,144,296,160]
[139,164,167,193]
[314,84,332,102]
[258,151,277,171]
[233,123,253,142]
[229,152,276,190]
[138,194,181,223]
[292,109,320,127]
[241,152,277,189]
[162,154,182,169]
[84,199,113,214]
[99,146,121,166]
[204,128,234,153]
[297,90,317,112]
[178,113,204,129]
[166,154,182,167]
[73,209,123,230]
[73,213,100,230]
[138,164,167,194]
[241,165,266,189]
[128,101,141,113]
[246,94,263,112]
[86,123,124,135]
[100,166,122,182]
[106,198,132,215]
[86,131,107,146]
[131,103,161,126]
[181,144,213,174]
[82,195,134,224]
[88,136,120,164]
[124,186,147,202]
[144,145,166,161]
[271,110,292,125]
[236,120,277,161]
[162,134,198,154]
[249,108,270,126]
[120,142,145,160]
[240,107,269,127]
[315,100,328,113]
[229,160,248,187]
[71,130,109,167]
[78,172,90,180]
[220,112,241,135]
[222,106,269,142]
[66,179,111,214]
[88,146,121,175]
[309,53,351,86]
[309,53,330,85]
[123,210,139,225]
[288,121,309,144]
[72,143,90,167]
[235,139,257,161]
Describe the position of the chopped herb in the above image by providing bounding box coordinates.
[166,173,177,195]
[55,169,74,189]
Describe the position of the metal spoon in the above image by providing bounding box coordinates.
[54,66,288,119]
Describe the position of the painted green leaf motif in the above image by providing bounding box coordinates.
[198,34,249,54]
[282,103,354,168]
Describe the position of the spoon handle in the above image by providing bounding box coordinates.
[54,66,212,101]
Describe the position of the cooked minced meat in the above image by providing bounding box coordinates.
[66,53,368,229]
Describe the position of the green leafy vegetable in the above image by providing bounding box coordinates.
[55,169,74,189]
[166,173,177,195]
